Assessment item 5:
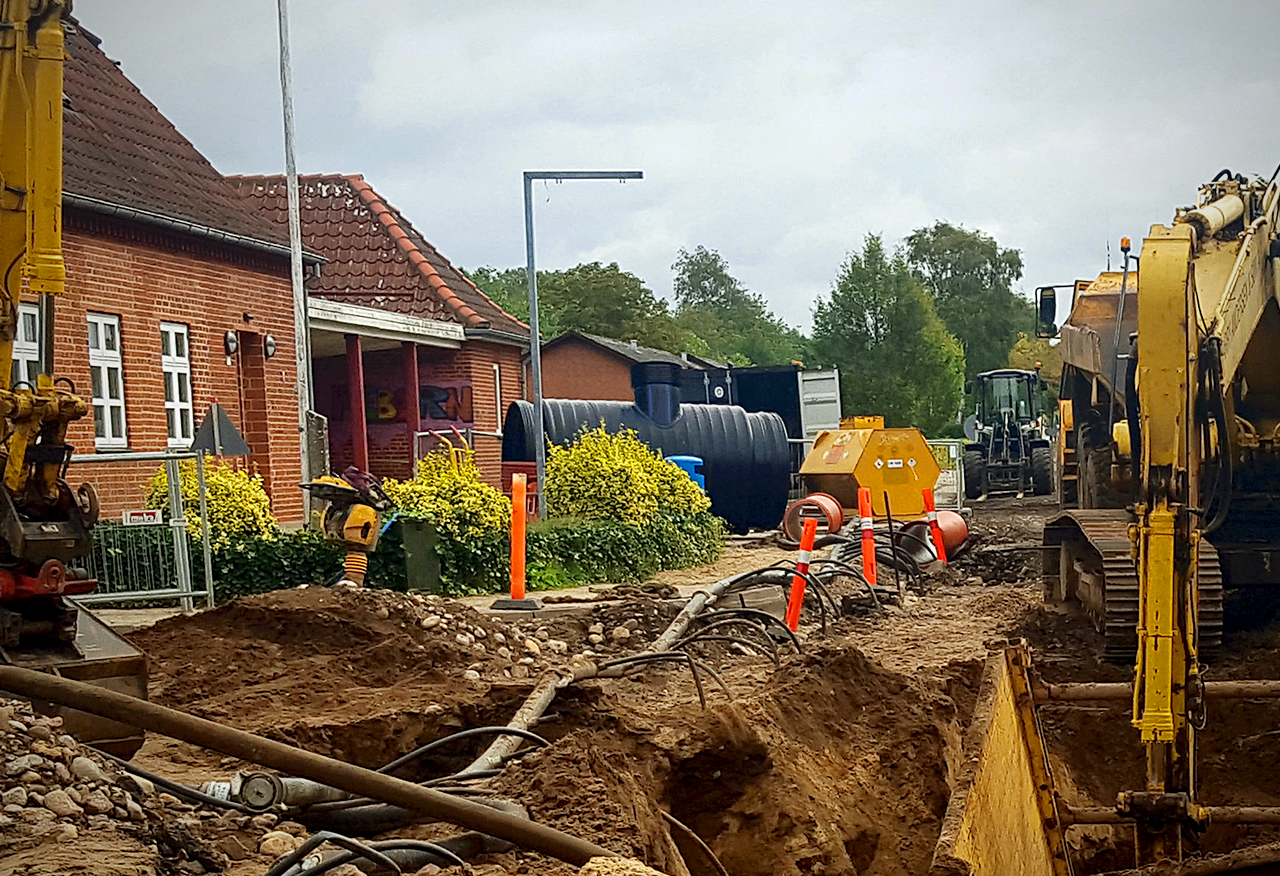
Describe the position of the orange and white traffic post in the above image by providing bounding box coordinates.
[509,473,527,600]
[922,487,947,564]
[785,517,818,631]
[858,487,877,589]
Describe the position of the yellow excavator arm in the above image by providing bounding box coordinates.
[1127,173,1280,859]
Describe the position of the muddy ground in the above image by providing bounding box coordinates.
[6,496,1280,876]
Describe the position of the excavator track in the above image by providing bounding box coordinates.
[1043,510,1223,662]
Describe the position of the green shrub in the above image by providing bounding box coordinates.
[526,511,724,585]
[544,426,711,523]
[380,449,511,593]
[212,529,343,601]
[145,457,276,545]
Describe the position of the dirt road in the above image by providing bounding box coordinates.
[4,495,1279,876]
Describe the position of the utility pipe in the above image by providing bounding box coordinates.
[0,665,615,867]
[467,570,754,773]
[1038,680,1280,701]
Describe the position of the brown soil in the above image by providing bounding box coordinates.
[14,495,1280,875]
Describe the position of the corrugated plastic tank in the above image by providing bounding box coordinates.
[502,362,790,533]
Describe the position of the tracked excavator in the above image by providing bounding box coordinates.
[1032,169,1280,864]
[0,1,147,755]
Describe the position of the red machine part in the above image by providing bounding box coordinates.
[781,492,845,542]
[0,560,96,601]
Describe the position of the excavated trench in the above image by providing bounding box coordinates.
[104,508,1280,876]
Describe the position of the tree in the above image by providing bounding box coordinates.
[810,235,964,435]
[904,222,1028,380]
[671,246,804,365]
[464,262,686,351]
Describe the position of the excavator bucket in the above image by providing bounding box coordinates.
[0,598,148,758]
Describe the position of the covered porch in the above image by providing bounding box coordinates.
[309,297,469,481]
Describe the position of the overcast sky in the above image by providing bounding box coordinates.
[76,1,1280,331]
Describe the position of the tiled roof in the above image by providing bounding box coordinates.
[61,21,289,250]
[231,174,528,335]
[547,332,700,368]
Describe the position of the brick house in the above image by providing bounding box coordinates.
[232,175,530,486]
[538,332,699,401]
[48,22,311,522]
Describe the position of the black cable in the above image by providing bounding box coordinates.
[698,607,803,651]
[265,831,406,876]
[674,617,781,662]
[288,839,472,876]
[91,747,255,813]
[378,727,549,777]
[678,634,777,664]
[600,651,711,708]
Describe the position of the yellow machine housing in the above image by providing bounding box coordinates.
[800,422,940,517]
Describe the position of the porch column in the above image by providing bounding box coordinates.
[345,333,369,471]
[401,341,421,469]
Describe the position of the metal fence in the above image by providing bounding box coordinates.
[68,450,214,611]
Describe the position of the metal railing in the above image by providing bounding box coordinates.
[68,449,214,611]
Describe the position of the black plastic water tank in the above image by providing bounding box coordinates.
[502,362,790,533]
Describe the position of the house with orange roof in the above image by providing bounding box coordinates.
[232,175,530,486]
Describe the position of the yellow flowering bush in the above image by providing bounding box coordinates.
[382,448,510,541]
[145,457,277,545]
[545,426,710,524]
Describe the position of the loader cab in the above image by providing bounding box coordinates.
[973,370,1044,428]
[962,369,1054,498]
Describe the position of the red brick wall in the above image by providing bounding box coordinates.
[54,211,304,523]
[539,338,633,401]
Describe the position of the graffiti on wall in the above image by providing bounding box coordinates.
[362,380,474,428]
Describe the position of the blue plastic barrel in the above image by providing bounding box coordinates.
[665,455,706,491]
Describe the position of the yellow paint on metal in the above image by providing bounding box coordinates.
[932,646,1069,876]
[800,425,940,517]
[840,415,885,429]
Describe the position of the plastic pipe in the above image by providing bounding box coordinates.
[509,473,527,601]
[922,488,947,563]
[858,487,877,589]
[784,518,818,631]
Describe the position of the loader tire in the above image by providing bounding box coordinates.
[963,450,985,500]
[1077,422,1121,509]
[1031,446,1053,495]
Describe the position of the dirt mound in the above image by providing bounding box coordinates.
[492,642,972,876]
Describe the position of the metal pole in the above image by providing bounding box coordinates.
[520,170,643,510]
[277,0,314,494]
[195,454,214,608]
[522,175,546,506]
[165,455,193,612]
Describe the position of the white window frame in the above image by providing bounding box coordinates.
[12,303,40,389]
[160,322,194,448]
[87,312,127,449]
[492,362,503,435]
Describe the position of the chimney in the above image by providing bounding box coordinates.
[629,339,638,350]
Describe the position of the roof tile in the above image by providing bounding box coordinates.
[231,174,528,336]
[62,21,288,249]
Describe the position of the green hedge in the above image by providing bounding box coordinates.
[84,511,723,602]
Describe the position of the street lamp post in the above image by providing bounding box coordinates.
[522,170,643,511]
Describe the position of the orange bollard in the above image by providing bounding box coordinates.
[509,473,527,600]
[785,518,818,631]
[922,487,947,564]
[858,487,877,589]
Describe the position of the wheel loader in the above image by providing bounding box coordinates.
[0,1,147,756]
[961,368,1054,499]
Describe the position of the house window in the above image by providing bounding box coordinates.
[492,363,503,434]
[12,303,40,388]
[160,322,193,447]
[87,312,127,448]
